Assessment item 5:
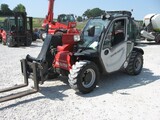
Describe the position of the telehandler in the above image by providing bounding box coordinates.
[40,0,79,40]
[0,11,144,102]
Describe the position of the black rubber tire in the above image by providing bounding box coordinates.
[155,34,160,43]
[125,51,143,75]
[25,33,32,46]
[68,60,99,94]
[7,35,15,47]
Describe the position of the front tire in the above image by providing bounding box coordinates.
[68,60,99,94]
[7,35,15,47]
[125,51,143,75]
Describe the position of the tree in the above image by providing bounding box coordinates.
[83,9,92,18]
[1,4,12,13]
[90,8,105,17]
[13,4,26,12]
[77,16,83,22]
[83,8,105,18]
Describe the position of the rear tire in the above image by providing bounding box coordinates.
[68,60,99,94]
[155,34,160,43]
[25,33,32,46]
[125,51,143,75]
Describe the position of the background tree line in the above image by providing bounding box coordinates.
[0,3,26,13]
[0,3,105,22]
[77,8,105,22]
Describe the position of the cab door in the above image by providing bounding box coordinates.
[100,18,128,73]
[27,17,33,32]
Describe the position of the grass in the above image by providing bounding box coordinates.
[33,18,44,28]
[0,16,87,31]
[32,18,87,31]
[0,17,5,22]
[154,29,160,33]
[76,21,87,30]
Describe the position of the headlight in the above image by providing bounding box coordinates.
[74,35,80,42]
[42,33,47,39]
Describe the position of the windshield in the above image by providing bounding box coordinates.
[3,18,15,31]
[79,17,110,50]
[58,14,75,23]
[2,17,23,31]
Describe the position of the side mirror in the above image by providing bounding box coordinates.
[87,26,95,37]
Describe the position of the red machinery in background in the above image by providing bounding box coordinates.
[41,0,79,40]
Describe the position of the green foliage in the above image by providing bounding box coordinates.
[0,4,12,13]
[83,8,105,18]
[77,16,83,22]
[83,9,91,18]
[13,4,26,12]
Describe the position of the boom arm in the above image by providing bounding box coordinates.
[42,0,55,27]
[47,0,54,23]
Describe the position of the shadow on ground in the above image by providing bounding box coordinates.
[136,41,160,47]
[0,77,69,110]
[80,68,160,97]
[1,68,159,110]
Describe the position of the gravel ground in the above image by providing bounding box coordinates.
[0,40,160,120]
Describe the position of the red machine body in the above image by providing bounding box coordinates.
[53,33,78,71]
[43,0,79,70]
[42,0,79,35]
[0,29,6,42]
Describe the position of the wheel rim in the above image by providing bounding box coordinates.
[134,57,142,72]
[82,68,96,88]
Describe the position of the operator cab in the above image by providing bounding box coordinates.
[79,16,110,50]
[76,11,137,73]
[57,14,76,25]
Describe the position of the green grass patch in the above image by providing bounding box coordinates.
[77,21,87,31]
[0,17,5,22]
[154,28,160,33]
[32,18,88,31]
[32,18,44,28]
[0,16,88,31]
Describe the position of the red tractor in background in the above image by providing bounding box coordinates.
[40,0,79,40]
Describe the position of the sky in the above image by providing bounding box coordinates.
[0,0,160,20]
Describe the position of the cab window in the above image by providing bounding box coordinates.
[103,19,126,49]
